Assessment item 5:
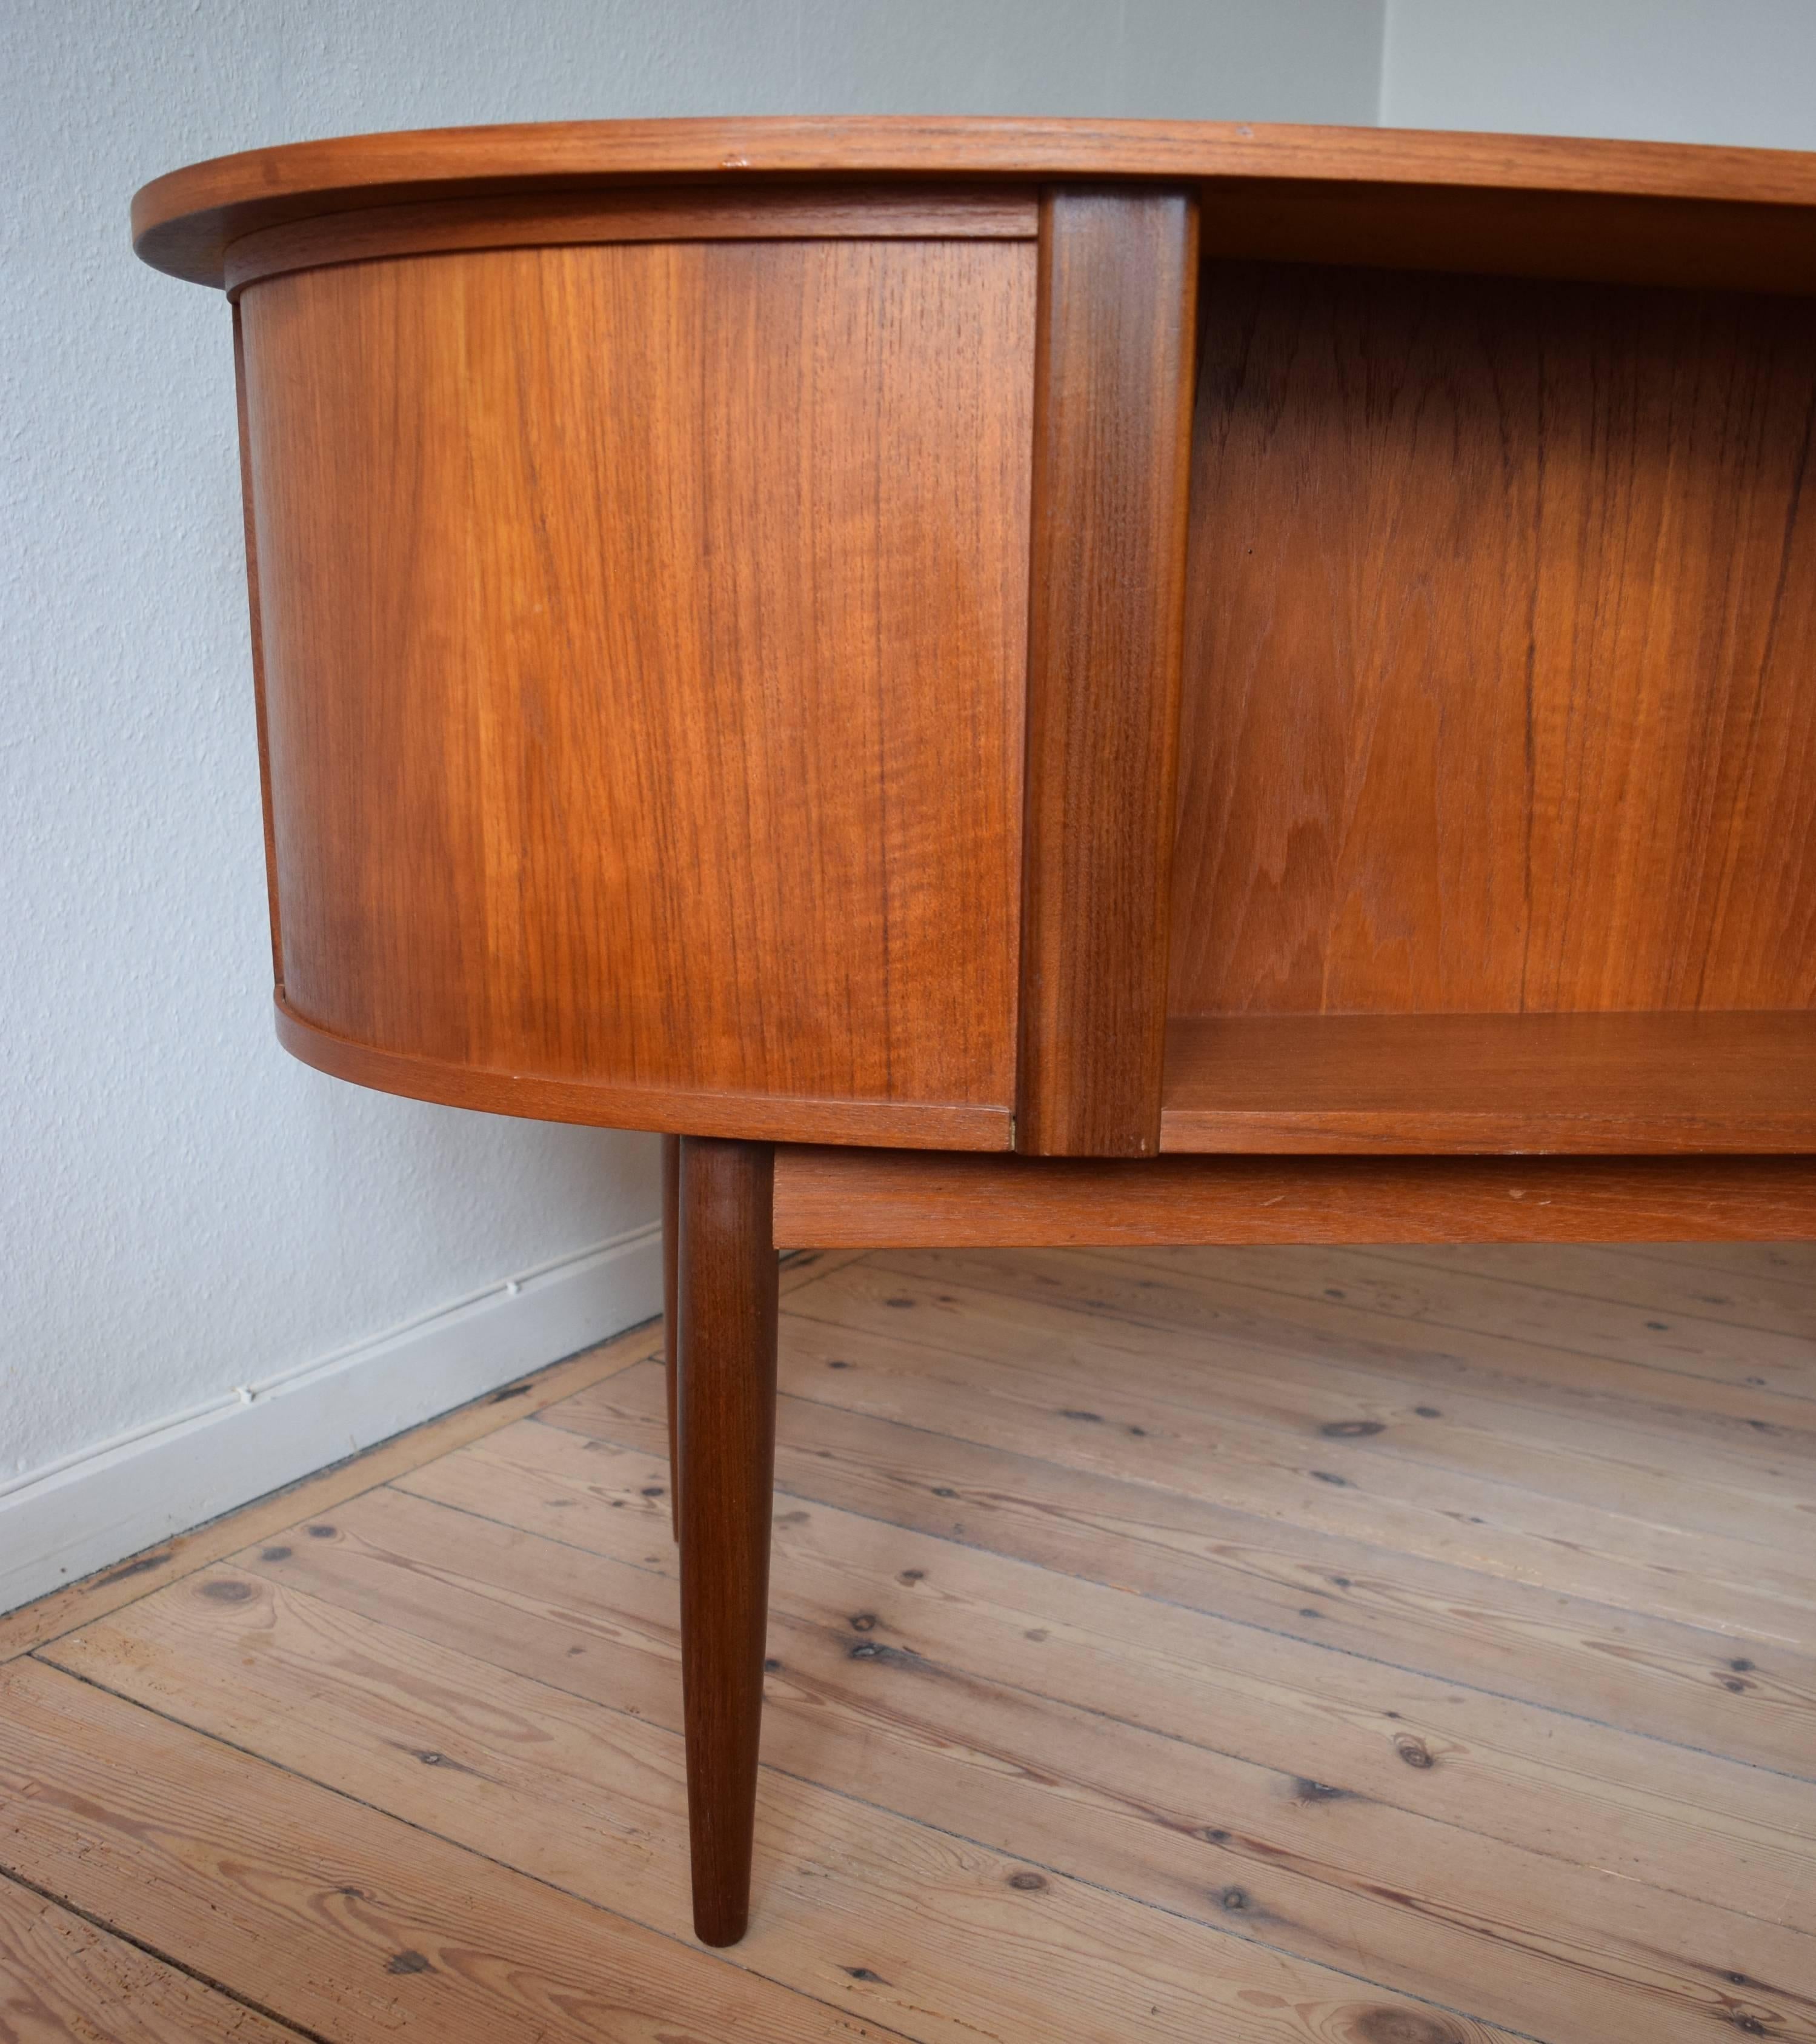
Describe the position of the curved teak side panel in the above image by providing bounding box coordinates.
[222,186,1037,294]
[240,228,1034,1138]
[272,997,1011,1147]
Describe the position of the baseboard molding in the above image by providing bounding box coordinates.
[0,1223,663,1616]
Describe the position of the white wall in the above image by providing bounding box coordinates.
[1381,0,1816,148]
[0,0,1383,1608]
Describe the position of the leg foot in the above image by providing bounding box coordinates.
[676,1136,777,1948]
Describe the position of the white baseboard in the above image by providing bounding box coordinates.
[0,1223,663,1617]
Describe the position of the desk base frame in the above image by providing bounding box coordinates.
[669,1135,1816,1945]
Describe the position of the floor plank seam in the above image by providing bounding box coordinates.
[786,1316,1816,1482]
[1611,1246,1816,1289]
[20,1652,926,2044]
[720,1760,1555,2044]
[313,1497,1816,1942]
[37,1585,1558,2044]
[745,1375,1816,1661]
[774,1292,1816,1553]
[12,1245,1811,2042]
[767,1306,1816,1549]
[852,1256,1816,1421]
[402,1448,1816,1788]
[333,1479,1816,1937]
[1302,1246,1816,1346]
[0,1324,665,1665]
[0,1862,333,2044]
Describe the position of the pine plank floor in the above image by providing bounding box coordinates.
[3,1241,1814,2043]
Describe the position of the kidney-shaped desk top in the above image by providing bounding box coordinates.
[136,116,1816,1944]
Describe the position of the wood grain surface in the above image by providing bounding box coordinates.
[0,1319,660,1665]
[242,231,1033,1137]
[165,136,1816,1170]
[0,1659,903,2043]
[273,999,1015,1147]
[1159,1012,1816,1153]
[0,1875,308,2042]
[1170,260,1816,1020]
[1016,190,1197,1157]
[772,1145,1816,1246]
[135,117,1816,293]
[224,185,1037,293]
[9,1239,1813,2041]
[675,1137,779,1946]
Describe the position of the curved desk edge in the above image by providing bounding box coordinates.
[135,115,1816,287]
[273,996,1014,1150]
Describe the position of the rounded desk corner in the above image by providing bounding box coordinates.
[271,991,1016,1152]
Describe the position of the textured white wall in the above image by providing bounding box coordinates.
[1,4,1382,1497]
[1381,0,1816,147]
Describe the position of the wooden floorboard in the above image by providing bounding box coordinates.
[0,1249,856,1667]
[3,1243,1813,2042]
[0,1317,665,1666]
[0,1871,313,2042]
[764,1270,1816,1638]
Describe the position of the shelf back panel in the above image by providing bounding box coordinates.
[1169,259,1816,1017]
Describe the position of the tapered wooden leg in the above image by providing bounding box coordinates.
[676,1135,778,1948]
[662,1133,680,1539]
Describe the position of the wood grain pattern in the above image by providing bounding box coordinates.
[164,134,1816,1176]
[129,1504,1803,2044]
[364,1435,1816,1936]
[773,1144,1816,1247]
[0,1874,308,2042]
[1160,1012,1816,1153]
[0,1660,905,2044]
[41,1568,1524,2044]
[0,1319,659,1666]
[561,1348,1816,1777]
[817,1245,1816,1476]
[135,117,1816,293]
[243,234,1032,1136]
[271,1000,1014,1148]
[800,1249,1816,1542]
[224,185,1037,292]
[768,1267,1816,1642]
[1169,260,1816,1019]
[402,1424,1816,2044]
[675,1137,779,1946]
[1017,190,1197,1157]
[10,1239,1816,2039]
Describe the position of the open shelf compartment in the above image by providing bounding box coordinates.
[1162,254,1816,1160]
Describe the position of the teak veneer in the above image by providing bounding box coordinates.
[136,115,1816,1948]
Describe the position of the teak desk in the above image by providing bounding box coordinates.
[136,117,1816,1946]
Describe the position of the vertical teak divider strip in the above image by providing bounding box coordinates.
[1016,188,1200,1156]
